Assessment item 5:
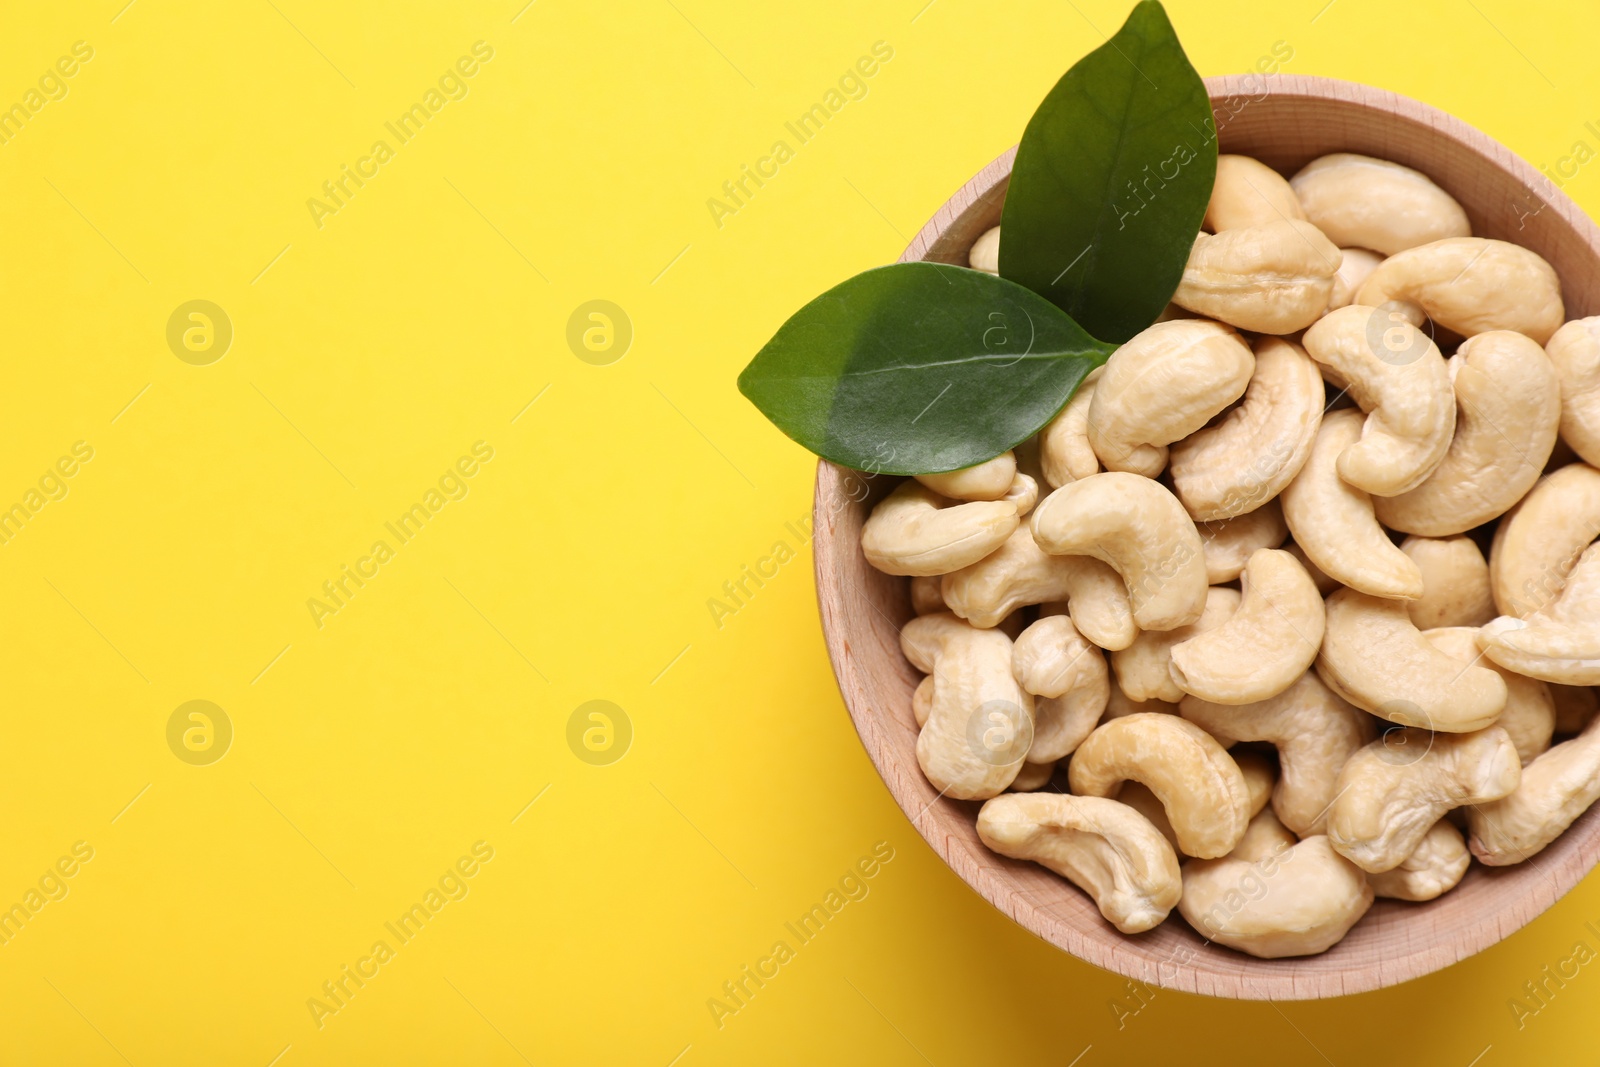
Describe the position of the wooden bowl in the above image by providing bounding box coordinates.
[813,74,1600,999]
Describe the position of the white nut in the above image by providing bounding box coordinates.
[1400,535,1495,629]
[901,613,1034,799]
[1032,473,1209,632]
[1468,713,1600,865]
[1280,408,1424,599]
[976,793,1181,934]
[1178,808,1374,959]
[1424,626,1554,763]
[940,525,1136,648]
[1169,336,1324,521]
[1327,248,1385,311]
[1197,501,1289,583]
[968,224,1000,274]
[1112,587,1240,704]
[1373,331,1561,535]
[1328,725,1521,872]
[862,480,1018,576]
[914,451,1017,501]
[1002,472,1038,517]
[1068,713,1251,858]
[1012,614,1111,762]
[1182,670,1376,836]
[1039,367,1102,487]
[1085,320,1254,477]
[1317,587,1507,732]
[1547,317,1600,467]
[1356,238,1566,345]
[1171,220,1342,334]
[1553,684,1599,735]
[1481,542,1600,685]
[1205,154,1306,232]
[1489,463,1600,617]
[1289,153,1470,255]
[1302,304,1455,497]
[1366,820,1470,901]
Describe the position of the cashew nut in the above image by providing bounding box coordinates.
[1301,304,1455,497]
[1032,473,1209,631]
[1400,535,1495,629]
[940,525,1136,647]
[1328,726,1521,872]
[1170,549,1325,705]
[1182,670,1376,836]
[862,480,1019,577]
[1373,331,1561,535]
[1068,713,1251,858]
[1205,154,1306,232]
[1317,587,1507,731]
[1002,472,1038,517]
[1169,336,1324,521]
[1289,153,1470,255]
[1546,317,1600,467]
[1356,238,1565,345]
[1179,808,1374,958]
[1009,759,1055,792]
[1012,614,1110,762]
[914,451,1018,501]
[1327,247,1385,312]
[1197,501,1289,583]
[1481,542,1600,684]
[968,225,1000,274]
[901,613,1034,799]
[1124,748,1270,849]
[1280,409,1424,599]
[1085,320,1254,477]
[1424,626,1554,763]
[1171,220,1342,334]
[1112,587,1239,704]
[1039,367,1102,487]
[1489,463,1600,617]
[1553,684,1599,735]
[1468,711,1600,865]
[976,793,1181,934]
[1367,820,1470,901]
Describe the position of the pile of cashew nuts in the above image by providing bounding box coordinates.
[866,151,1600,958]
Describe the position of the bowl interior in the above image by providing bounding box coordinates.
[814,74,1600,999]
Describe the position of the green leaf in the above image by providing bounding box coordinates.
[999,0,1216,343]
[738,262,1115,475]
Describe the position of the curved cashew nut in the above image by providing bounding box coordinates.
[1356,238,1565,345]
[1289,153,1470,255]
[976,793,1181,934]
[1198,501,1289,584]
[1302,304,1455,497]
[1008,759,1055,792]
[1367,820,1470,901]
[901,613,1034,799]
[1328,726,1521,872]
[940,526,1136,648]
[967,225,1000,273]
[1170,549,1324,705]
[1012,614,1111,762]
[1327,247,1385,312]
[1032,473,1209,631]
[1170,336,1323,522]
[1489,463,1600,617]
[1085,320,1254,477]
[1481,542,1600,684]
[1401,535,1495,629]
[1178,808,1374,959]
[1182,670,1376,836]
[1280,409,1423,599]
[1039,367,1102,487]
[1205,154,1306,232]
[1317,587,1507,731]
[1468,713,1600,865]
[1068,713,1251,858]
[914,451,1017,501]
[1553,684,1599,736]
[1374,332,1561,535]
[1112,587,1239,704]
[861,481,1018,577]
[1547,317,1600,467]
[1425,626,1554,763]
[1170,220,1342,334]
[1118,746,1271,850]
[1103,689,1179,720]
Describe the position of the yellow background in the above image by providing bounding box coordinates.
[1,0,1597,1063]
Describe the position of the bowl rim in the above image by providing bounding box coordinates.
[813,72,1600,1000]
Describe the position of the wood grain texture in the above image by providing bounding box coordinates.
[813,75,1600,1000]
